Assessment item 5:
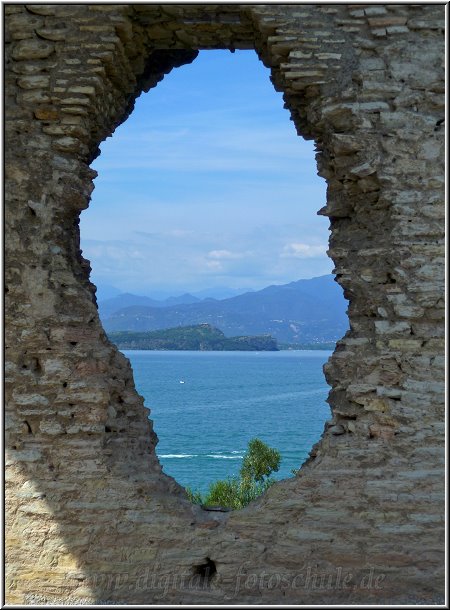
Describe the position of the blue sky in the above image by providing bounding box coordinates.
[80,50,331,299]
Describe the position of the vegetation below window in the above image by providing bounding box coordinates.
[187,438,281,510]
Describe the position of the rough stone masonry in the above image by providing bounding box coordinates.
[4,3,445,604]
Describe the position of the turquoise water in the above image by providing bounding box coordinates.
[123,350,332,494]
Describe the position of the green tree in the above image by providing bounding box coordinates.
[240,438,280,483]
[187,438,281,510]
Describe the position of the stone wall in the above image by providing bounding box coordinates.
[5,3,445,604]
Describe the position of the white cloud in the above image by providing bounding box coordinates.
[207,249,244,260]
[281,243,327,259]
[205,260,222,270]
[167,229,193,238]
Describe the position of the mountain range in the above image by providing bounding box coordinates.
[99,275,348,345]
[98,292,201,319]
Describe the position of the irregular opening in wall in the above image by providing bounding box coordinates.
[80,49,346,507]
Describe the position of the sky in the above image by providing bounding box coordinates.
[80,50,331,299]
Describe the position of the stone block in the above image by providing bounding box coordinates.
[374,321,411,334]
[368,17,407,27]
[363,7,388,16]
[12,39,55,60]
[35,28,68,41]
[386,25,410,34]
[17,75,50,89]
[25,5,57,16]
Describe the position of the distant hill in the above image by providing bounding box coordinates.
[94,284,122,302]
[107,324,278,351]
[101,275,348,345]
[98,292,200,319]
[163,293,201,307]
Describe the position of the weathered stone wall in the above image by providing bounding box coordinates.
[5,3,445,604]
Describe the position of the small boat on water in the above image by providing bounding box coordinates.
[179,380,185,384]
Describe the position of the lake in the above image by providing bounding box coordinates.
[123,350,332,494]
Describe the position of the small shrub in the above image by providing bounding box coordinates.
[203,478,242,509]
[186,487,203,504]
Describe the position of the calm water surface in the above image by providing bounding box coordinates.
[123,350,332,494]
